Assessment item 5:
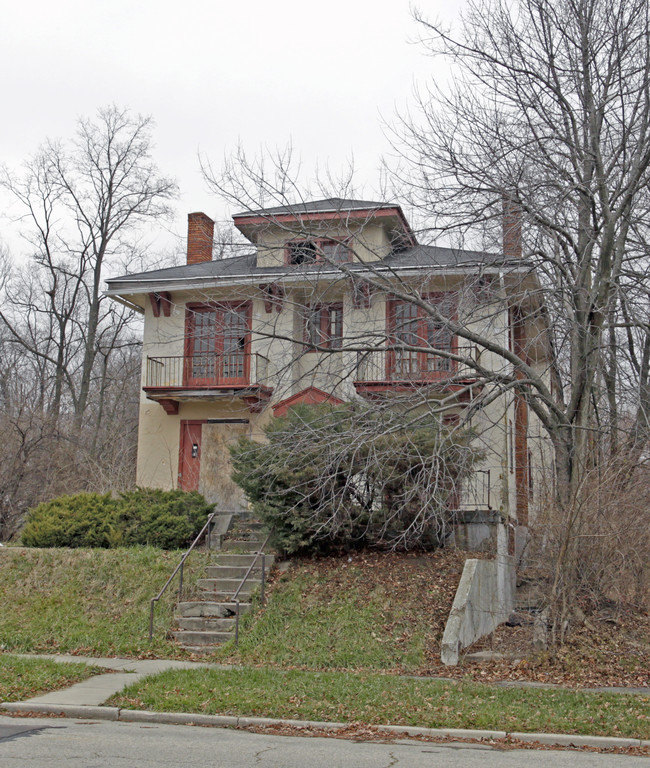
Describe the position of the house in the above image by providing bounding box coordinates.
[106,198,551,550]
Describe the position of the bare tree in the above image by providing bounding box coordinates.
[393,0,650,502]
[0,106,178,423]
[0,108,177,537]
[194,0,650,641]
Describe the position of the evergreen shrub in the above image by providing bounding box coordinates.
[21,489,212,549]
[230,403,481,554]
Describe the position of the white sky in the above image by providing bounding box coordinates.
[1,0,464,258]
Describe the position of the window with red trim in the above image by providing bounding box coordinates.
[286,239,351,265]
[305,304,343,350]
[185,303,251,385]
[388,295,456,379]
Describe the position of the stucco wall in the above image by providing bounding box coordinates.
[134,271,553,526]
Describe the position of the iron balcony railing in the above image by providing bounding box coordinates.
[458,469,492,511]
[145,352,270,389]
[355,345,479,383]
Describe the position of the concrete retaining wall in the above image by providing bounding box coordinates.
[440,551,516,666]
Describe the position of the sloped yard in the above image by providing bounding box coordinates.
[0,547,208,658]
[214,550,650,688]
[213,550,468,673]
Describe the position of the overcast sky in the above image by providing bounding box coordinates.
[1,0,464,257]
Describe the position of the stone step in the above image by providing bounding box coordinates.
[175,616,236,632]
[204,565,263,579]
[173,630,234,646]
[197,577,261,593]
[220,539,266,552]
[177,645,216,655]
[212,553,275,568]
[176,601,251,618]
[200,591,257,602]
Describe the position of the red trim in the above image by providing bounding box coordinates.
[354,381,477,401]
[259,283,285,313]
[184,301,251,387]
[158,398,179,415]
[304,303,343,351]
[510,306,529,524]
[234,207,416,247]
[272,386,344,417]
[284,238,352,266]
[386,294,458,381]
[149,292,172,318]
[178,419,206,491]
[352,282,372,309]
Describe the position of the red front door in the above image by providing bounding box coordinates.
[179,421,203,491]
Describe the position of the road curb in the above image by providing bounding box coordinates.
[1,702,648,749]
[1,702,119,720]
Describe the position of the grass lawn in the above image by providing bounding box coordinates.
[0,654,102,702]
[0,547,208,658]
[108,666,650,739]
[213,550,466,673]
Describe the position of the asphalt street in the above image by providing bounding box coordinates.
[0,716,647,768]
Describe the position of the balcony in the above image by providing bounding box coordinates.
[353,346,479,399]
[143,352,273,413]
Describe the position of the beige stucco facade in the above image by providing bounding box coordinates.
[108,200,552,525]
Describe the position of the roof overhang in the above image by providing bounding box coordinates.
[105,261,535,300]
[233,205,417,247]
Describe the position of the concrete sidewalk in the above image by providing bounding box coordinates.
[7,654,224,707]
[1,654,649,752]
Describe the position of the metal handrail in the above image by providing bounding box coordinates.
[148,512,218,642]
[231,532,271,646]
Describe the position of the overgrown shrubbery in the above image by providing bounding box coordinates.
[21,488,213,549]
[230,403,481,554]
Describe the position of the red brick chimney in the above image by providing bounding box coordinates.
[187,212,214,265]
[502,196,522,258]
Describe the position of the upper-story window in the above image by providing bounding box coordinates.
[388,294,456,379]
[286,239,351,265]
[185,302,251,385]
[305,303,343,350]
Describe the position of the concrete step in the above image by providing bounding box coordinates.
[212,553,275,568]
[173,630,234,646]
[204,565,263,579]
[220,539,265,552]
[176,645,216,655]
[175,616,236,632]
[200,591,257,602]
[176,601,251,618]
[197,577,261,593]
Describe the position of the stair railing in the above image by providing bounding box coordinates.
[148,511,220,642]
[231,532,271,646]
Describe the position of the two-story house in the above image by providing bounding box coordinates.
[106,198,550,545]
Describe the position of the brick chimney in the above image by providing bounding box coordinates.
[187,212,214,265]
[502,196,522,258]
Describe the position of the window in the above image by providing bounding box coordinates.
[288,241,317,265]
[287,239,351,265]
[305,304,343,350]
[185,303,250,385]
[321,240,351,264]
[388,295,456,379]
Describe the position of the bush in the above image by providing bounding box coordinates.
[116,488,213,549]
[230,403,481,554]
[21,489,213,549]
[21,493,119,548]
